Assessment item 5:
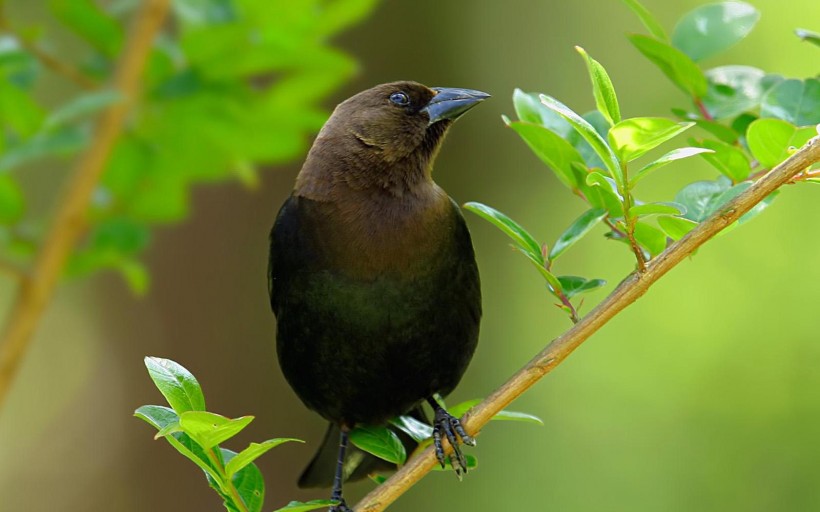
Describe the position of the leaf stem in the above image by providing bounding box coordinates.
[0,0,170,411]
[353,136,820,512]
[205,448,249,512]
[694,97,713,121]
[618,162,647,270]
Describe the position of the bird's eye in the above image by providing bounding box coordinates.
[389,91,410,106]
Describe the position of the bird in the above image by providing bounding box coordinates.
[268,81,487,511]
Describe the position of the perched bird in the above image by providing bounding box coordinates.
[268,81,487,510]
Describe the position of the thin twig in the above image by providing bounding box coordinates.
[0,0,170,411]
[354,135,820,512]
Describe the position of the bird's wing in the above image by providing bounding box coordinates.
[268,194,301,312]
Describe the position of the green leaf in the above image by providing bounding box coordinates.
[431,454,478,472]
[179,411,254,450]
[225,438,302,479]
[144,357,206,413]
[273,500,340,512]
[134,404,179,431]
[631,147,713,186]
[584,171,625,216]
[576,46,621,125]
[620,0,668,40]
[747,119,817,169]
[0,127,88,171]
[739,189,779,224]
[671,2,759,61]
[512,89,572,136]
[505,120,584,189]
[0,175,25,224]
[224,448,265,512]
[548,208,607,261]
[608,118,693,161]
[693,120,739,144]
[627,34,708,98]
[540,95,622,186]
[390,415,433,443]
[633,221,667,256]
[447,399,543,425]
[657,216,698,240]
[349,425,406,465]
[44,89,123,129]
[702,66,765,120]
[566,111,611,170]
[462,202,542,261]
[0,81,45,136]
[697,139,751,182]
[116,257,150,295]
[48,0,124,57]
[674,178,765,223]
[629,202,685,217]
[796,28,820,47]
[173,0,238,26]
[557,276,607,300]
[760,78,820,127]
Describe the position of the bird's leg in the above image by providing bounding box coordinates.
[329,426,352,512]
[426,397,476,479]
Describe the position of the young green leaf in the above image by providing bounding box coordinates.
[144,357,206,413]
[584,172,625,216]
[657,216,698,240]
[702,66,765,120]
[671,2,760,61]
[556,276,607,300]
[390,415,434,443]
[512,89,573,136]
[696,139,751,182]
[179,411,254,450]
[620,0,668,40]
[629,202,685,217]
[462,202,542,261]
[349,426,406,465]
[796,28,820,47]
[134,404,180,431]
[225,439,303,479]
[747,119,817,168]
[633,221,667,256]
[576,46,621,125]
[273,500,340,512]
[608,118,693,161]
[540,95,622,185]
[505,120,584,189]
[760,78,820,127]
[627,34,708,98]
[548,208,608,261]
[566,111,611,170]
[631,147,713,186]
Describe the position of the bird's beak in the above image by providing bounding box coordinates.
[422,87,490,126]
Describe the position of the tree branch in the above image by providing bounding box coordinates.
[0,0,170,411]
[354,133,820,512]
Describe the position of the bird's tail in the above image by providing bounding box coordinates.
[298,409,426,488]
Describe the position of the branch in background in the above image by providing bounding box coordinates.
[0,0,171,411]
[354,133,820,512]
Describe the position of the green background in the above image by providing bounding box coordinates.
[1,0,819,510]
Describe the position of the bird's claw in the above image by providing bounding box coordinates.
[432,407,475,479]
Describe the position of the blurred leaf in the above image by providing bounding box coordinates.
[549,208,607,261]
[630,202,685,217]
[747,119,816,169]
[179,411,254,450]
[314,0,381,37]
[0,127,88,171]
[48,0,124,57]
[44,89,123,129]
[89,217,151,254]
[0,81,45,136]
[173,0,238,26]
[540,95,622,186]
[693,120,738,144]
[223,448,265,512]
[760,78,820,126]
[512,89,572,137]
[349,425,406,465]
[608,118,693,161]
[621,0,668,40]
[631,147,713,186]
[671,2,759,61]
[702,66,765,119]
[557,275,607,300]
[225,439,302,479]
[462,202,542,261]
[657,216,698,240]
[576,46,621,125]
[505,120,584,189]
[633,221,667,256]
[144,357,206,413]
[0,175,25,224]
[0,37,39,88]
[273,500,340,512]
[627,34,708,98]
[796,28,820,47]
[116,257,150,295]
[391,415,433,443]
[697,139,751,182]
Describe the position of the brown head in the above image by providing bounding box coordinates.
[295,81,489,199]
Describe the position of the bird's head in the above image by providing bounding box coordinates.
[295,81,489,198]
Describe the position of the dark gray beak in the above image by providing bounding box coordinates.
[422,87,490,126]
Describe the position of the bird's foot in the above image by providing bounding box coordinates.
[431,405,476,479]
[329,498,352,512]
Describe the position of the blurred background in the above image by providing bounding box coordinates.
[1,0,819,510]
